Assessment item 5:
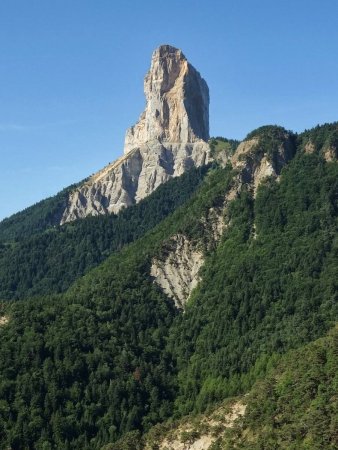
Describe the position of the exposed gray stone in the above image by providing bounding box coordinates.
[150,234,204,309]
[61,45,210,224]
[124,44,209,153]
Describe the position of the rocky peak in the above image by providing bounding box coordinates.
[124,44,209,154]
[60,45,210,224]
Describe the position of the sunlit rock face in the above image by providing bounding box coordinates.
[124,44,209,153]
[61,45,210,224]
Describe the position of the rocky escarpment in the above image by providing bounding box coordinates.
[61,45,210,224]
[149,199,233,309]
[304,140,337,161]
[300,121,338,162]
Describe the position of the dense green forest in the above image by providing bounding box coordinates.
[169,151,337,415]
[0,166,208,300]
[0,123,336,449]
[222,325,338,449]
[298,121,338,154]
[0,163,236,449]
[0,182,82,242]
[123,325,337,450]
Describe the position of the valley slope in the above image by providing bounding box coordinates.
[0,123,337,449]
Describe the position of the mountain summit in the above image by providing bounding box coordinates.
[124,44,209,153]
[60,45,210,224]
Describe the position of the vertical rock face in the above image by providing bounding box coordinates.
[124,45,209,153]
[60,45,210,224]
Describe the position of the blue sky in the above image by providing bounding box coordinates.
[1,0,337,220]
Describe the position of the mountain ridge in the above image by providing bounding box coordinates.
[0,121,336,241]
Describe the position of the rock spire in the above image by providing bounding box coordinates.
[124,45,209,153]
[60,45,210,224]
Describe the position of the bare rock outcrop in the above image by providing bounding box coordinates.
[61,45,210,224]
[124,45,209,152]
[303,133,337,162]
[231,131,295,196]
[0,315,9,327]
[323,146,337,161]
[144,400,246,450]
[304,140,337,162]
[150,234,204,309]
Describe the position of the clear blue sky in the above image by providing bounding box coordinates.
[1,0,337,220]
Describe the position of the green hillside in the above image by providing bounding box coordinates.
[0,183,80,242]
[125,325,337,450]
[170,150,337,415]
[0,123,336,449]
[0,163,236,449]
[223,324,338,449]
[0,166,208,300]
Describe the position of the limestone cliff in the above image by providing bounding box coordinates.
[124,45,209,152]
[60,45,210,224]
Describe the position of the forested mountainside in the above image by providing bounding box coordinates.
[128,325,337,450]
[169,149,337,416]
[298,121,338,157]
[0,182,82,242]
[0,166,208,300]
[0,123,337,449]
